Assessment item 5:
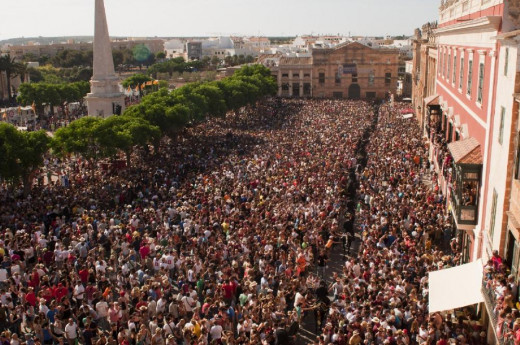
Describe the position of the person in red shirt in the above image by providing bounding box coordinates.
[41,285,54,303]
[222,279,235,305]
[492,250,503,271]
[54,283,69,302]
[78,266,89,285]
[25,287,37,307]
[28,269,40,289]
[139,242,150,261]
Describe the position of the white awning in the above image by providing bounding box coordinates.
[428,259,484,313]
[402,114,413,119]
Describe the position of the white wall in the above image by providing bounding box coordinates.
[482,41,518,259]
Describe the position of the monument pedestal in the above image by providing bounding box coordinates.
[86,77,125,117]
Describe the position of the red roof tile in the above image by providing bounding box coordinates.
[448,137,482,164]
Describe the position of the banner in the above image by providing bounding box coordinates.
[341,63,357,75]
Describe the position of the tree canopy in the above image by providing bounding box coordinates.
[17,81,90,114]
[124,64,277,136]
[0,123,50,194]
[21,64,276,191]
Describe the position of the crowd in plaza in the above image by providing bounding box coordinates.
[0,98,487,345]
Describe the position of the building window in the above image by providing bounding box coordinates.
[467,59,473,97]
[499,107,506,145]
[304,73,310,78]
[459,56,464,89]
[505,47,509,76]
[352,73,358,83]
[282,73,288,78]
[442,51,447,77]
[385,73,391,86]
[489,189,498,238]
[368,71,375,86]
[440,50,444,76]
[335,73,341,84]
[319,72,325,84]
[448,53,451,82]
[477,62,484,103]
[453,53,457,83]
[293,73,300,78]
[303,83,311,96]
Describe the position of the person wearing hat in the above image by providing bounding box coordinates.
[349,329,362,345]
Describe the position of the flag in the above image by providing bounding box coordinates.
[153,80,159,85]
[2,112,6,120]
[31,102,36,114]
[146,81,152,86]
[140,83,145,90]
[127,86,131,92]
[17,106,22,114]
[134,85,139,92]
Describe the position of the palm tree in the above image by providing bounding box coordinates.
[0,54,24,101]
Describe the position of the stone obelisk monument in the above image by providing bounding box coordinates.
[86,0,125,117]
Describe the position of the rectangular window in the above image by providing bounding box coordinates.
[440,51,444,76]
[368,72,375,86]
[467,59,473,97]
[477,62,484,103]
[293,73,300,78]
[352,73,358,83]
[385,73,391,86]
[499,107,506,145]
[335,73,341,84]
[489,189,498,238]
[442,53,448,78]
[505,47,509,76]
[282,73,288,78]
[319,72,325,84]
[448,53,451,82]
[453,53,457,83]
[459,56,464,89]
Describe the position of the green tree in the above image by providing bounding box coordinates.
[192,83,227,117]
[156,51,166,60]
[122,74,152,97]
[0,54,24,101]
[52,116,103,163]
[122,74,152,88]
[0,123,50,195]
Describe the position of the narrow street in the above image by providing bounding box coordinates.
[296,104,380,344]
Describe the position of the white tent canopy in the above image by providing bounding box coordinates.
[428,259,484,314]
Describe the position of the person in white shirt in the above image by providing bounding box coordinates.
[64,318,78,344]
[209,319,223,341]
[73,283,85,302]
[96,299,109,330]
[0,268,8,284]
[181,293,195,314]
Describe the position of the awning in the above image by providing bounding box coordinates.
[448,137,482,164]
[424,94,439,106]
[400,108,415,114]
[429,259,484,313]
[402,114,414,119]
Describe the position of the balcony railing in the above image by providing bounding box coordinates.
[482,281,515,345]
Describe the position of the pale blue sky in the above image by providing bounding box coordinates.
[2,0,439,40]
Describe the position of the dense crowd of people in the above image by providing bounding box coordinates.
[0,98,486,345]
